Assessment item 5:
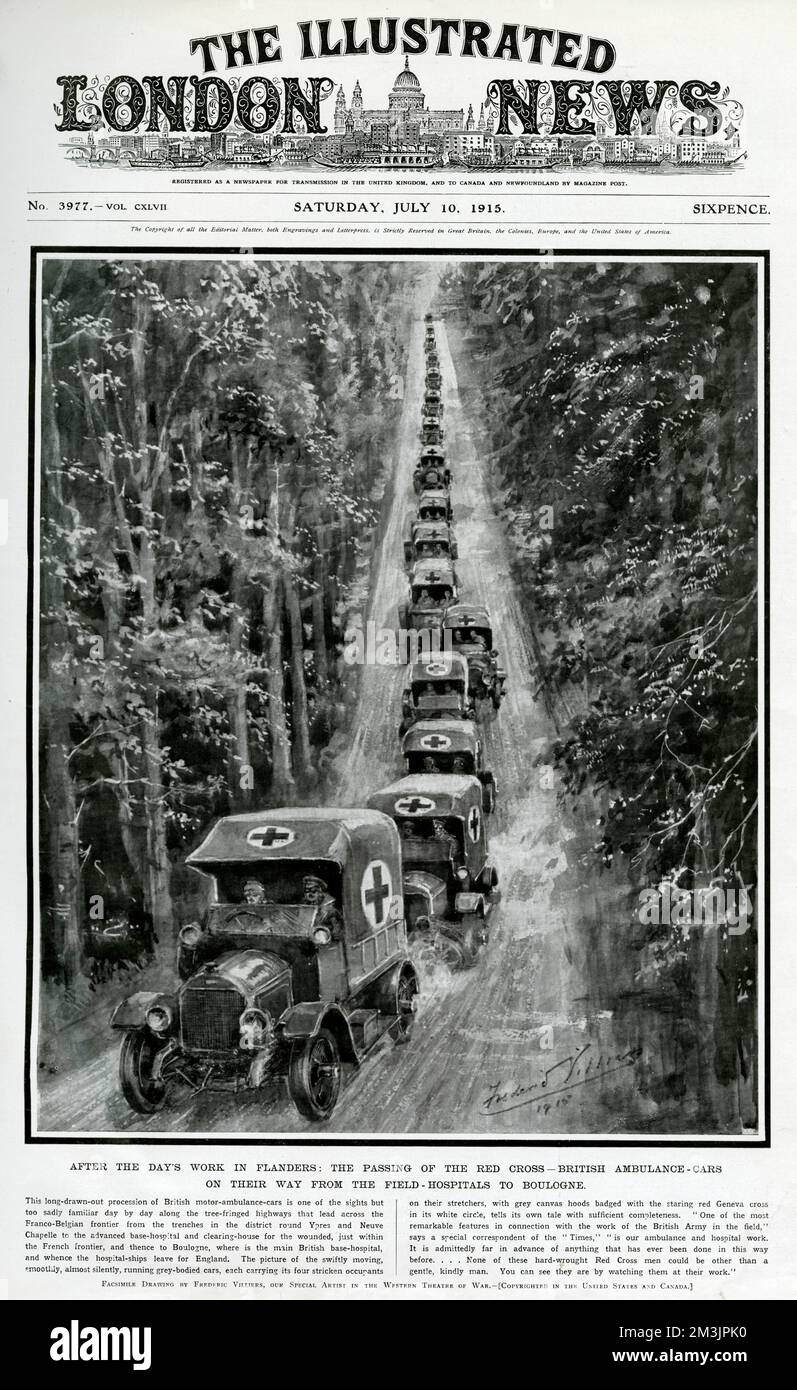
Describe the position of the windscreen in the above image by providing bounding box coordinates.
[396,817,464,858]
[212,862,342,908]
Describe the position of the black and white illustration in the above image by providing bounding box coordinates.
[31,250,764,1139]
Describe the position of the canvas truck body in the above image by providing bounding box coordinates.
[413,445,451,495]
[403,519,458,568]
[420,418,444,446]
[110,809,418,1122]
[402,718,497,811]
[397,558,458,640]
[368,775,498,970]
[443,603,507,710]
[416,487,452,524]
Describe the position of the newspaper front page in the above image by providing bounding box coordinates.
[0,0,793,1333]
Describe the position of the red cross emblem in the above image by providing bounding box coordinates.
[395,795,436,816]
[361,860,392,928]
[420,733,451,751]
[468,807,481,842]
[246,825,295,849]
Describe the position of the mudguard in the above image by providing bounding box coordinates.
[454,892,485,917]
[371,958,420,1017]
[279,1001,358,1062]
[110,991,175,1030]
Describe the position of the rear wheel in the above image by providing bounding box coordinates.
[119,1030,167,1114]
[394,972,419,1045]
[287,1028,341,1121]
[458,918,482,966]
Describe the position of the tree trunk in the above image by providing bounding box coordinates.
[43,713,82,988]
[225,436,253,806]
[130,294,175,938]
[226,682,252,806]
[312,529,329,686]
[262,577,293,800]
[99,576,147,881]
[139,701,173,942]
[280,500,314,785]
[41,288,83,984]
[284,567,315,784]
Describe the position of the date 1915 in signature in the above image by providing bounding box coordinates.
[481,1043,643,1116]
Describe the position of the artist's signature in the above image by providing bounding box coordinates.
[481,1043,642,1116]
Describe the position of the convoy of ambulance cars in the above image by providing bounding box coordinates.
[111,314,507,1122]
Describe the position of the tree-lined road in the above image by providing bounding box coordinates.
[38,297,720,1138]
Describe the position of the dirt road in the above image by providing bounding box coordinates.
[38,292,736,1139]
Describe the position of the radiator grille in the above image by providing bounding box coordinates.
[181,985,241,1051]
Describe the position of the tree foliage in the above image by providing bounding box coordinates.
[40,257,417,987]
[459,259,758,895]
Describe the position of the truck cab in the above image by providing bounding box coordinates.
[443,603,507,711]
[399,653,472,735]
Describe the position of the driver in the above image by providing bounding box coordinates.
[468,627,487,649]
[433,819,459,855]
[302,874,343,937]
[400,819,431,852]
[242,878,268,904]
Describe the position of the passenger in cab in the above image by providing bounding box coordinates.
[302,874,343,937]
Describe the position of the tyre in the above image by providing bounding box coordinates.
[480,863,499,893]
[119,1030,167,1114]
[287,1028,342,1121]
[458,918,481,967]
[491,683,502,710]
[434,934,467,971]
[393,971,419,1045]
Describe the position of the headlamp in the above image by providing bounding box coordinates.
[146,1004,172,1034]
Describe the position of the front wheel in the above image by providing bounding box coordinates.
[288,1028,342,1121]
[119,1030,167,1114]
